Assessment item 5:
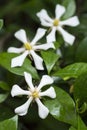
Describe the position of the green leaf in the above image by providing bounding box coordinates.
[41,50,59,74]
[78,116,87,130]
[0,115,18,130]
[0,94,8,103]
[44,87,77,127]
[75,15,87,35]
[0,19,3,29]
[69,126,77,130]
[62,0,76,19]
[0,81,10,91]
[69,116,87,130]
[74,73,87,104]
[0,53,39,79]
[0,104,14,121]
[54,63,87,79]
[76,37,87,62]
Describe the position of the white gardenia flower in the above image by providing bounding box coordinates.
[8,28,55,70]
[11,72,56,119]
[37,4,80,45]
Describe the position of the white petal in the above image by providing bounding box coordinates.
[30,50,44,70]
[40,19,52,27]
[33,42,55,50]
[37,9,53,23]
[7,47,25,53]
[55,4,66,19]
[14,29,28,43]
[31,28,46,45]
[57,26,75,45]
[11,85,30,97]
[11,50,29,67]
[15,97,33,116]
[60,16,80,26]
[47,27,56,42]
[37,75,53,90]
[24,72,34,91]
[39,86,56,98]
[35,98,49,119]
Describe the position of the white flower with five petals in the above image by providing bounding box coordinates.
[37,4,80,45]
[11,72,56,119]
[8,28,55,70]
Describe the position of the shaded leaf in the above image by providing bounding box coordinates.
[74,73,87,104]
[0,104,14,121]
[0,81,10,91]
[76,37,87,62]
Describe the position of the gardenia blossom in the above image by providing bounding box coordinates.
[37,4,80,45]
[8,28,55,70]
[11,72,56,119]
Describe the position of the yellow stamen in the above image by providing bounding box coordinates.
[32,90,39,98]
[53,19,59,26]
[24,42,32,50]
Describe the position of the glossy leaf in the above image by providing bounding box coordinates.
[41,50,59,74]
[62,0,76,19]
[44,86,77,127]
[0,115,18,130]
[0,53,39,79]
[54,63,87,79]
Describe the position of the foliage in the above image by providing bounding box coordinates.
[0,0,87,130]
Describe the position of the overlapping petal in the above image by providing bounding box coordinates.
[37,75,53,90]
[40,19,52,27]
[11,85,30,97]
[14,29,28,43]
[15,97,33,116]
[11,50,29,67]
[39,86,56,98]
[35,98,49,119]
[30,50,44,70]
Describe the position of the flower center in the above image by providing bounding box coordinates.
[53,19,59,26]
[24,42,32,50]
[32,90,39,98]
